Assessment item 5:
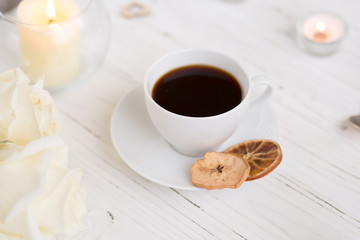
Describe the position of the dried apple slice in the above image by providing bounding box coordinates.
[190,151,250,190]
[225,139,282,181]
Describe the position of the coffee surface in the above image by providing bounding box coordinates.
[152,65,242,117]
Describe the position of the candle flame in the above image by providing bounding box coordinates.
[46,0,56,24]
[316,22,326,33]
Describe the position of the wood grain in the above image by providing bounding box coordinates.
[50,0,360,239]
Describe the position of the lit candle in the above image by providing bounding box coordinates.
[313,22,327,42]
[46,0,56,24]
[17,0,80,91]
[297,12,347,55]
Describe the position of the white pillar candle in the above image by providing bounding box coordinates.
[296,12,347,55]
[17,0,80,90]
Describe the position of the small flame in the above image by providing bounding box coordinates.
[316,22,326,33]
[46,0,56,24]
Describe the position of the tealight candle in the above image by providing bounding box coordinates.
[17,0,80,91]
[296,12,347,55]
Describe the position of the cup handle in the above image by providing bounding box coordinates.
[249,75,273,108]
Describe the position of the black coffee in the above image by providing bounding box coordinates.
[152,65,242,117]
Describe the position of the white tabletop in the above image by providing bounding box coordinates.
[53,0,360,239]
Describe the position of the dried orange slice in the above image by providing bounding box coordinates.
[191,151,250,190]
[225,139,282,181]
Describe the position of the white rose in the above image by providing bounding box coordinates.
[0,69,86,240]
[0,136,86,240]
[0,68,61,145]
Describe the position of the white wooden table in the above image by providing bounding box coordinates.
[53,0,360,239]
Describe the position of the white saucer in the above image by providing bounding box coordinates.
[110,85,279,191]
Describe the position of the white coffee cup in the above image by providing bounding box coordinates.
[144,49,273,156]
